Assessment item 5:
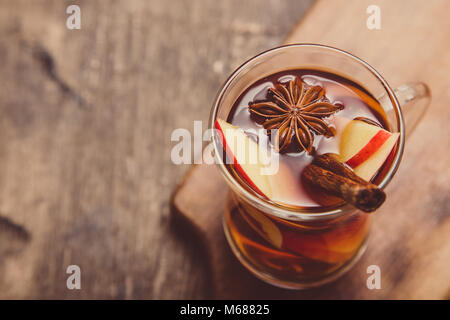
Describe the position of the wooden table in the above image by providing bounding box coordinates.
[0,0,311,299]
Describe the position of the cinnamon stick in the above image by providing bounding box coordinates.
[302,153,386,212]
[312,153,369,186]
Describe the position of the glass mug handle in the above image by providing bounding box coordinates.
[393,82,431,138]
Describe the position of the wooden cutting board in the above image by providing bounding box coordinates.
[172,0,450,299]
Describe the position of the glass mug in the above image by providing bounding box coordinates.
[209,44,430,289]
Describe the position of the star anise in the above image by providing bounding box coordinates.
[248,77,343,154]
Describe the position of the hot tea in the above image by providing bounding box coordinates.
[215,68,399,285]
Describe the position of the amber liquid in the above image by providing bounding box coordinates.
[223,69,395,285]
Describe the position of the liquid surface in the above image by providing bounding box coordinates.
[227,69,389,208]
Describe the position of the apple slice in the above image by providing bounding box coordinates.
[215,119,316,206]
[337,118,399,180]
[351,133,399,180]
[215,119,273,198]
[240,202,369,264]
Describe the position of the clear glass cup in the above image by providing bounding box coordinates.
[209,44,430,289]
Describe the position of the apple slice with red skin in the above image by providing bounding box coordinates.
[345,130,391,168]
[215,119,273,198]
[215,119,312,206]
[350,133,399,181]
[335,117,400,181]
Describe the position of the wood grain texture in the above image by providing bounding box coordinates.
[173,0,450,299]
[0,0,312,298]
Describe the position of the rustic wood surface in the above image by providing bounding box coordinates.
[0,0,313,299]
[173,0,450,299]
